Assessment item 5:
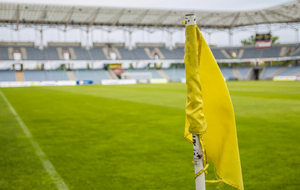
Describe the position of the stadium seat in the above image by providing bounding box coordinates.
[237,67,251,80]
[162,68,185,82]
[126,69,163,79]
[89,47,107,60]
[0,71,17,81]
[0,46,10,60]
[73,69,109,83]
[275,65,300,76]
[261,66,282,79]
[23,70,47,81]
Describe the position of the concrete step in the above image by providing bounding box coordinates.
[66,71,77,80]
[265,67,286,79]
[15,71,25,82]
[156,69,171,81]
[232,68,242,80]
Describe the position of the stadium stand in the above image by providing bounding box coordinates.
[43,47,60,60]
[0,46,10,60]
[219,67,235,78]
[89,47,107,60]
[23,70,47,81]
[237,67,251,80]
[73,47,92,60]
[73,69,109,83]
[132,47,150,60]
[261,66,283,79]
[293,49,300,56]
[162,68,185,82]
[26,47,44,60]
[117,47,135,60]
[241,47,263,59]
[275,65,300,76]
[45,71,69,81]
[261,47,282,58]
[211,48,228,59]
[1,43,300,61]
[0,71,16,81]
[126,69,163,79]
[158,48,178,59]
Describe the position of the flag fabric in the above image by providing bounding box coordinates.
[184,23,244,190]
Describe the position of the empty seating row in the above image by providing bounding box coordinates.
[261,66,282,79]
[23,70,69,81]
[275,65,300,76]
[237,67,251,80]
[0,71,16,81]
[1,44,300,61]
[126,69,163,79]
[162,68,185,82]
[73,69,110,83]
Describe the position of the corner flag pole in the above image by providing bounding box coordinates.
[185,14,206,190]
[193,134,206,190]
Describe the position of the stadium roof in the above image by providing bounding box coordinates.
[0,1,300,29]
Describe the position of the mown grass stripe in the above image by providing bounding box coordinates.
[0,89,69,190]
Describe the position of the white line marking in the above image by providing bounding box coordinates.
[0,90,69,190]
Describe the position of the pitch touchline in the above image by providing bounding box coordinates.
[0,90,69,190]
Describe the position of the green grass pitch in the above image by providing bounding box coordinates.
[0,81,299,190]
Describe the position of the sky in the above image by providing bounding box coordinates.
[0,0,298,47]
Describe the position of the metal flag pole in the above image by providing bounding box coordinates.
[185,14,206,190]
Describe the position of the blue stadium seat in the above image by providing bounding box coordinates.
[43,47,60,60]
[261,47,281,57]
[127,69,163,79]
[261,66,282,79]
[242,48,263,58]
[73,69,109,83]
[162,68,185,81]
[275,65,300,76]
[45,70,69,80]
[89,47,107,60]
[237,67,251,80]
[73,47,92,60]
[219,67,235,78]
[158,48,178,59]
[0,71,16,81]
[118,47,135,60]
[23,70,47,81]
[132,47,149,60]
[0,46,10,60]
[173,47,185,59]
[26,47,44,60]
[211,49,227,59]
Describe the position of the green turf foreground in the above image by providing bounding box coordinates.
[0,81,299,190]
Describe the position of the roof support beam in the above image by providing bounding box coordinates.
[64,7,75,30]
[213,13,236,27]
[88,8,101,28]
[244,12,256,25]
[152,10,173,27]
[197,13,215,25]
[229,12,240,28]
[259,10,270,24]
[13,5,20,30]
[267,10,296,21]
[131,9,149,26]
[35,6,48,25]
[110,9,126,26]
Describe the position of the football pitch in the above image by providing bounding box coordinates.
[0,81,299,190]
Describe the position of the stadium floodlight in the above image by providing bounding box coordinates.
[121,72,152,82]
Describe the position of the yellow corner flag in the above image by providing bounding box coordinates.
[184,21,244,189]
